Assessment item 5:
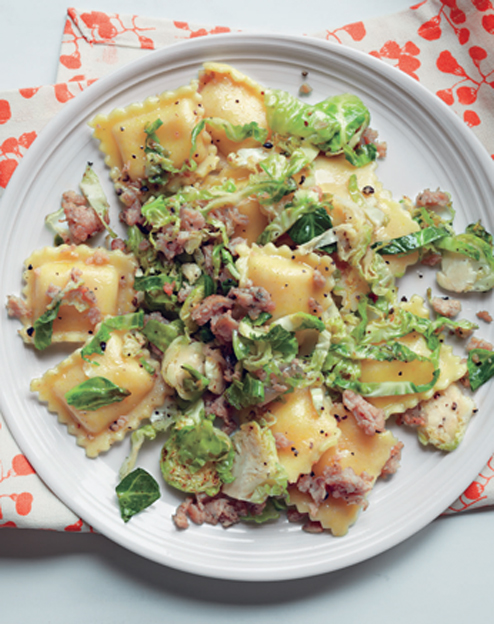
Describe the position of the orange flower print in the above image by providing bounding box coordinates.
[482,13,494,33]
[77,9,155,46]
[463,110,481,127]
[11,455,35,476]
[472,0,493,9]
[77,10,156,49]
[369,40,421,81]
[0,492,33,519]
[64,518,85,532]
[54,83,76,104]
[0,100,12,125]
[60,16,82,71]
[447,457,494,512]
[173,21,232,39]
[0,443,36,522]
[323,21,366,44]
[418,0,470,45]
[436,47,493,108]
[64,518,94,532]
[18,88,41,99]
[13,492,34,516]
[79,10,118,40]
[0,130,37,189]
[61,10,157,76]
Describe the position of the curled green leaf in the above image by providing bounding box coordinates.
[65,376,130,411]
[115,467,161,522]
[373,226,449,255]
[467,349,494,392]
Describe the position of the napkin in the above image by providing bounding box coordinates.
[1,1,494,530]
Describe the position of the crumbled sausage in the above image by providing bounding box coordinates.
[467,336,493,353]
[477,310,493,323]
[415,188,450,208]
[380,442,404,477]
[431,296,462,318]
[342,389,386,435]
[172,493,266,529]
[62,190,107,244]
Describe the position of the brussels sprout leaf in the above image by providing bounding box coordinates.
[65,376,130,411]
[116,467,161,522]
[467,349,494,392]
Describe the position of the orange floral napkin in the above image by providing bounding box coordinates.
[1,1,494,530]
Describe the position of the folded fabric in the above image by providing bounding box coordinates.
[1,1,494,530]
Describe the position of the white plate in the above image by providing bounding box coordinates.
[1,33,494,582]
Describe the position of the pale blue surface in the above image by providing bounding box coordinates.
[1,2,490,622]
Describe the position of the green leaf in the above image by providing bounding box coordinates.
[226,373,266,409]
[126,225,158,272]
[257,190,328,246]
[333,369,441,397]
[181,364,210,397]
[264,88,339,151]
[141,195,176,228]
[466,221,493,245]
[373,226,449,255]
[343,142,377,167]
[160,416,234,497]
[32,270,89,350]
[133,273,180,312]
[81,311,144,362]
[223,422,288,504]
[65,376,130,411]
[467,349,494,391]
[314,93,371,153]
[264,89,374,166]
[32,300,62,350]
[179,274,214,332]
[144,118,164,144]
[142,318,183,352]
[273,312,325,333]
[115,467,161,522]
[288,206,335,253]
[192,118,268,150]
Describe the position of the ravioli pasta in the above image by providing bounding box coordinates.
[8,62,492,535]
[31,330,167,457]
[18,245,137,344]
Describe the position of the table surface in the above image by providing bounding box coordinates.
[1,1,492,622]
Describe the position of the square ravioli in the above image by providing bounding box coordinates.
[17,245,138,345]
[89,82,217,181]
[30,327,168,457]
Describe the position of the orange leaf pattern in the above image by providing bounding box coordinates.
[324,21,367,44]
[0,2,494,528]
[446,457,494,512]
[0,417,91,530]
